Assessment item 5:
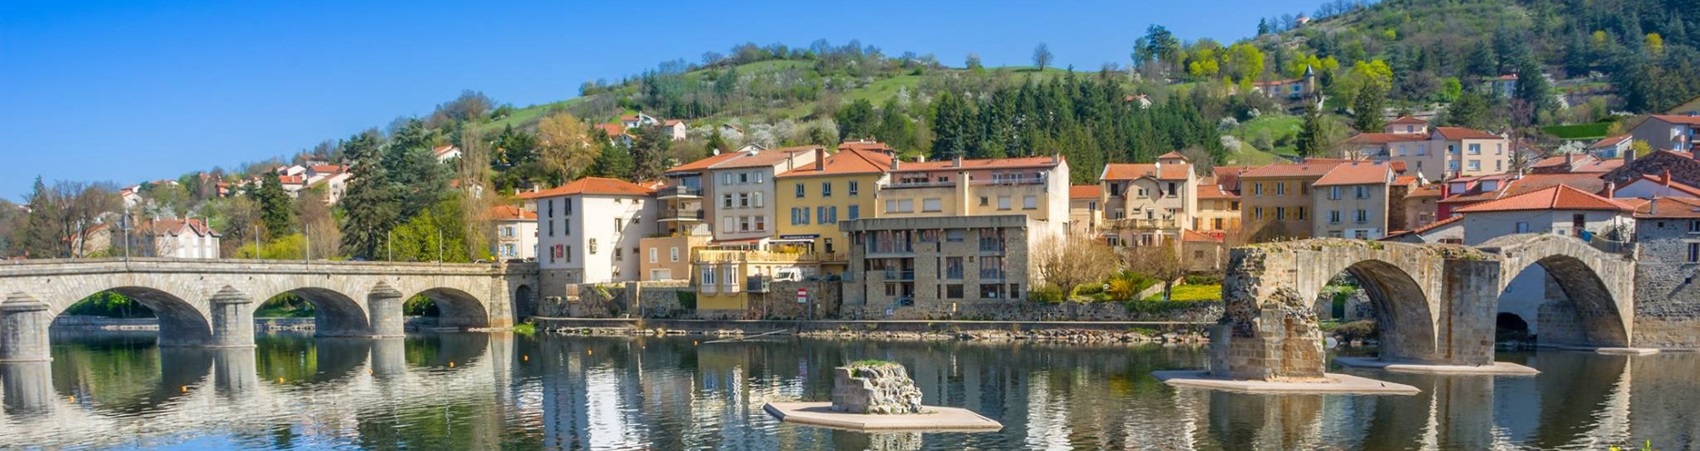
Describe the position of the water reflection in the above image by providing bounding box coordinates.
[3,334,1700,449]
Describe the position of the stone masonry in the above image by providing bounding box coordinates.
[1631,216,1700,348]
[831,362,924,414]
[0,258,538,362]
[1212,235,1633,381]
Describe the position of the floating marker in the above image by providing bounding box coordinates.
[180,385,187,393]
[523,355,529,362]
[449,361,455,368]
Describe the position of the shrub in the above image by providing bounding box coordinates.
[1030,285,1068,303]
[1185,274,1223,285]
[1333,320,1378,342]
[675,291,697,310]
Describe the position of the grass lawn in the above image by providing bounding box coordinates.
[1142,284,1223,302]
[844,74,922,104]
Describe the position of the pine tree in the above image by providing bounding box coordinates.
[1296,104,1326,157]
[704,128,728,156]
[384,120,452,215]
[591,144,635,179]
[1352,82,1387,132]
[339,133,400,260]
[252,173,294,240]
[19,176,59,258]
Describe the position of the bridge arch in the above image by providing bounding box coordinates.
[512,284,536,321]
[1479,234,1636,348]
[64,286,215,347]
[406,287,491,330]
[1328,259,1438,362]
[254,287,371,338]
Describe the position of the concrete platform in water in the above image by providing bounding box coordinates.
[1334,357,1540,376]
[763,402,1003,432]
[1153,370,1421,395]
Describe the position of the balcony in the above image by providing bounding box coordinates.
[694,249,823,264]
[1106,218,1182,230]
[660,208,706,222]
[657,185,702,199]
[973,176,1046,186]
[883,269,916,281]
[885,180,956,189]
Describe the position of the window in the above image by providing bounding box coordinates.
[752,192,763,207]
[1253,207,1264,219]
[1397,145,1407,156]
[1355,186,1369,199]
[816,207,827,224]
[1275,183,1287,196]
[755,172,764,184]
[1137,188,1149,198]
[1468,160,1481,171]
[1468,143,1482,155]
[920,230,939,243]
[979,229,1003,252]
[501,226,514,238]
[1023,196,1037,209]
[1166,182,1177,197]
[564,245,572,262]
[614,247,623,261]
[944,257,964,279]
[849,181,860,196]
[589,238,598,254]
[670,247,680,262]
[722,216,734,232]
[1515,222,1530,233]
[1109,183,1123,195]
[1329,210,1341,224]
[946,230,965,242]
[1690,243,1699,263]
[979,256,1005,279]
[790,207,809,225]
[739,216,751,232]
[548,219,555,237]
[979,284,1003,299]
[1496,160,1503,172]
[922,198,942,212]
[1254,183,1263,196]
[738,193,749,208]
[1275,207,1287,220]
[1297,207,1307,220]
[722,173,733,185]
[547,199,555,217]
[945,284,964,299]
[822,182,833,197]
[738,172,748,184]
[723,194,734,208]
[795,183,805,198]
[1355,209,1368,223]
[1088,201,1097,211]
[848,205,860,220]
[1449,160,1461,172]
[979,196,989,206]
[755,215,766,231]
[1417,144,1428,156]
[614,218,623,230]
[1690,220,1700,233]
[885,199,914,213]
[563,220,570,235]
[1329,186,1342,200]
[564,198,573,215]
[997,196,1011,210]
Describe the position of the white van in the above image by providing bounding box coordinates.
[773,268,804,282]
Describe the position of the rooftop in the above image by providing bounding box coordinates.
[892,155,1062,173]
[517,177,655,199]
[776,149,893,178]
[1454,184,1631,214]
[1069,185,1101,200]
[1312,162,1392,187]
[1434,127,1503,140]
[1101,162,1191,181]
[1635,196,1700,219]
[490,205,537,221]
[1238,161,1344,179]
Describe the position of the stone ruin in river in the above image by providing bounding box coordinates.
[830,361,924,415]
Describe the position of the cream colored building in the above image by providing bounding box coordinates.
[1346,120,1510,180]
[1098,151,1199,246]
[490,205,538,261]
[1311,162,1395,240]
[875,155,1070,240]
[640,234,708,281]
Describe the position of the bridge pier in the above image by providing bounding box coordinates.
[0,300,53,362]
[1440,259,1501,367]
[370,338,408,377]
[367,285,405,338]
[211,348,259,396]
[0,360,54,414]
[206,287,255,348]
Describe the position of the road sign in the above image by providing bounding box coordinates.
[796,288,808,303]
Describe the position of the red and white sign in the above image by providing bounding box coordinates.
[796,288,808,304]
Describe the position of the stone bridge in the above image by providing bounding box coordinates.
[1210,235,1637,381]
[0,258,539,362]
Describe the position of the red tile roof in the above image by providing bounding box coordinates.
[1572,158,1624,174]
[1197,183,1238,200]
[1623,173,1700,198]
[1434,127,1502,140]
[1346,132,1428,145]
[713,145,821,169]
[1181,230,1223,243]
[595,123,628,138]
[517,177,656,199]
[278,175,305,185]
[1100,162,1191,180]
[1407,183,1444,198]
[137,218,220,237]
[1454,184,1631,213]
[1650,115,1700,126]
[663,119,685,126]
[666,151,743,173]
[893,155,1062,173]
[777,149,893,178]
[1382,215,1463,241]
[1313,162,1392,186]
[1157,151,1188,160]
[431,145,459,157]
[1591,135,1630,149]
[1635,196,1700,218]
[1394,175,1420,186]
[1069,185,1101,199]
[490,205,537,221]
[1389,116,1427,125]
[1506,173,1608,197]
[1238,161,1344,179]
[837,140,894,153]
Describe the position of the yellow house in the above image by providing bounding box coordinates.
[773,148,894,274]
[692,248,821,311]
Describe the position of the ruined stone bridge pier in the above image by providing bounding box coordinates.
[1210,235,1637,381]
[0,258,539,362]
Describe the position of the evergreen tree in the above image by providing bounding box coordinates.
[876,97,914,151]
[1352,82,1387,132]
[383,120,452,214]
[929,91,973,159]
[629,125,671,181]
[591,143,635,179]
[18,176,59,258]
[1296,104,1326,157]
[704,128,728,156]
[834,99,878,140]
[251,173,294,239]
[339,133,399,260]
[1443,91,1491,129]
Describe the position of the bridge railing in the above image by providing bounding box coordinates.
[1587,236,1636,256]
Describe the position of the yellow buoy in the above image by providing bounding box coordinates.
[449,361,455,368]
[523,355,529,362]
[588,349,593,355]
[68,396,75,402]
[180,385,187,393]
[278,378,285,384]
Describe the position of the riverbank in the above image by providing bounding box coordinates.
[532,317,1212,345]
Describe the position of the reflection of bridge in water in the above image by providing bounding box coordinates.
[0,334,513,448]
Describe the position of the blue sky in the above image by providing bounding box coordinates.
[0,0,1326,200]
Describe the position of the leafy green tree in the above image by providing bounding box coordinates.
[339,132,399,260]
[704,127,728,156]
[383,119,452,213]
[629,125,671,181]
[876,97,914,151]
[591,144,634,179]
[834,99,878,140]
[387,198,479,262]
[1296,104,1327,157]
[1352,81,1388,132]
[1443,91,1491,129]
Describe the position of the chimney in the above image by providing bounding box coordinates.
[1052,153,1061,164]
[814,147,826,171]
[891,159,901,171]
[952,154,963,168]
[1664,169,1674,188]
[1564,152,1574,166]
[1440,181,1450,199]
[1604,181,1616,198]
[1625,147,1636,165]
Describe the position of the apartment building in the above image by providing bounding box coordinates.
[695,146,820,245]
[521,177,658,286]
[638,234,707,281]
[1238,161,1343,239]
[1098,151,1198,246]
[1346,120,1510,180]
[1067,185,1101,236]
[875,155,1070,239]
[840,215,1038,311]
[1311,161,1396,239]
[490,205,538,261]
[773,147,893,269]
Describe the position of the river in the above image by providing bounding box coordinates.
[1,332,1697,450]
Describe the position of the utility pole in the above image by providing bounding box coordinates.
[387,230,393,262]
[438,228,444,264]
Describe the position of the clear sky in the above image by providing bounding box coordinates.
[0,0,1326,200]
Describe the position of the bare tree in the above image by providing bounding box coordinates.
[1126,243,1187,301]
[1034,234,1121,297]
[457,125,496,260]
[294,188,340,259]
[49,181,120,258]
[1032,43,1054,71]
[216,196,263,258]
[536,112,599,181]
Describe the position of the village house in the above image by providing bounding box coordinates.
[432,145,462,163]
[1311,161,1396,240]
[876,154,1071,240]
[840,215,1039,312]
[1454,184,1635,246]
[773,146,894,273]
[490,205,538,261]
[1345,123,1509,181]
[1629,115,1700,153]
[661,119,688,141]
[639,234,708,281]
[619,112,659,129]
[693,145,820,246]
[1237,160,1343,240]
[1590,135,1632,158]
[521,177,659,286]
[1097,151,1199,247]
[1067,185,1101,237]
[1194,177,1241,233]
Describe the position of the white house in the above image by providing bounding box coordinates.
[432,145,462,163]
[661,119,688,141]
[1455,184,1635,246]
[620,113,659,129]
[491,205,538,261]
[1613,172,1700,199]
[137,218,222,259]
[520,177,658,284]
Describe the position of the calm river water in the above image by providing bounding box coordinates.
[1,333,1697,450]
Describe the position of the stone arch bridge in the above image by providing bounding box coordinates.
[0,258,539,362]
[1210,234,1636,381]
